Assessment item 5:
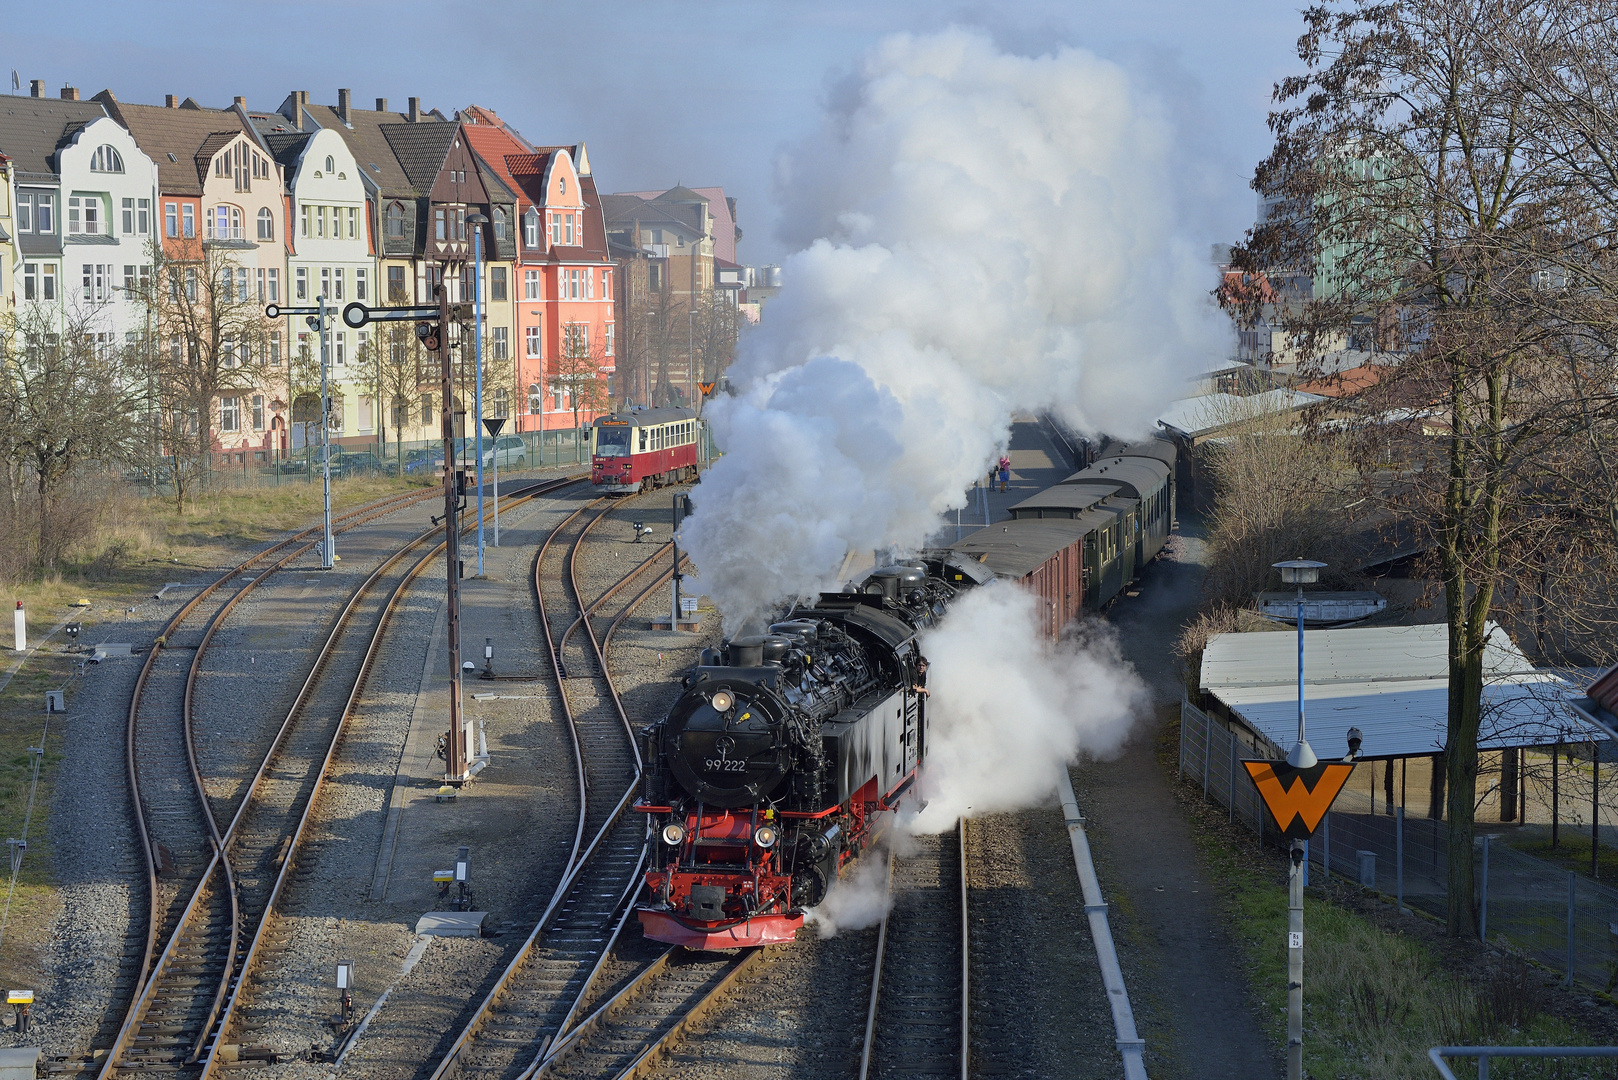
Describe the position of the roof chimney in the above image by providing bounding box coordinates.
[60,86,79,100]
[337,88,351,125]
[29,80,43,98]
[375,97,388,113]
[165,94,178,108]
[233,95,246,108]
[408,96,421,123]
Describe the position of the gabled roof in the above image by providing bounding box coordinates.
[260,131,313,178]
[380,122,460,192]
[601,193,704,237]
[0,97,110,181]
[618,185,737,261]
[457,104,535,153]
[98,95,252,195]
[463,123,539,210]
[577,175,608,261]
[299,102,431,198]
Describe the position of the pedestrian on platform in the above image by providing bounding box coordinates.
[998,455,1010,492]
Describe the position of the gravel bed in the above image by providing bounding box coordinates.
[0,492,448,1059]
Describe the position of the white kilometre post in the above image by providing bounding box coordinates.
[1287,840,1305,1080]
[12,603,23,652]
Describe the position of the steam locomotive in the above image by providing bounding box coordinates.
[635,553,993,949]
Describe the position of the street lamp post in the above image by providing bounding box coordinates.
[308,297,334,569]
[468,213,488,576]
[1272,557,1327,1080]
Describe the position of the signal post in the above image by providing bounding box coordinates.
[296,285,473,785]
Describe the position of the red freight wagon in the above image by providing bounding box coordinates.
[589,407,703,494]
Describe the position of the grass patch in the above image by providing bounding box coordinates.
[1502,834,1618,884]
[1184,777,1606,1077]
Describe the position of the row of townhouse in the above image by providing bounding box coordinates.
[0,82,645,464]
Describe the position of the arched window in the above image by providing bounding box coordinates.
[386,202,405,238]
[559,175,566,195]
[89,145,124,173]
[210,204,243,240]
[493,207,507,241]
[325,155,335,173]
[256,207,274,241]
[524,208,539,248]
[528,383,543,414]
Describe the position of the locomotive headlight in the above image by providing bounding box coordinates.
[661,823,687,846]
[753,824,779,849]
[709,690,735,713]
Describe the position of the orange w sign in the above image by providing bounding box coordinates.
[1243,761,1354,840]
[699,381,715,397]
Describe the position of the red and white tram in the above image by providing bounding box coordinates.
[589,408,703,493]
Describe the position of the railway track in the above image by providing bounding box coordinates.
[859,820,969,1080]
[426,492,689,1080]
[94,479,577,1079]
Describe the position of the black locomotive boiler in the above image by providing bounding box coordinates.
[635,555,990,948]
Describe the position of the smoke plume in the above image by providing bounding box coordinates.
[907,583,1147,833]
[684,27,1227,623]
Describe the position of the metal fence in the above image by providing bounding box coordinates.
[1181,697,1618,992]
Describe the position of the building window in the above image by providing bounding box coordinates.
[138,198,149,234]
[209,205,243,241]
[457,207,466,241]
[494,207,507,240]
[258,207,273,240]
[492,387,509,418]
[237,267,249,301]
[68,196,102,235]
[23,264,36,301]
[267,268,279,303]
[334,331,346,366]
[493,326,508,360]
[321,267,331,300]
[89,145,124,173]
[648,262,662,292]
[325,155,335,173]
[420,393,435,426]
[220,396,241,432]
[525,208,539,248]
[564,214,574,245]
[317,205,327,238]
[490,266,507,301]
[296,267,308,300]
[356,267,367,301]
[551,213,561,245]
[334,267,345,301]
[82,263,111,303]
[602,269,611,299]
[388,265,406,303]
[435,208,446,241]
[166,202,177,237]
[32,194,54,233]
[300,205,310,238]
[252,395,265,430]
[524,269,540,300]
[525,326,541,357]
[182,204,195,238]
[387,202,405,237]
[605,322,614,356]
[185,267,197,300]
[528,383,543,414]
[267,332,281,366]
[122,198,135,234]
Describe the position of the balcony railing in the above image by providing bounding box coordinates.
[206,223,245,241]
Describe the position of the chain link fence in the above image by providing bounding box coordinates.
[1181,697,1618,992]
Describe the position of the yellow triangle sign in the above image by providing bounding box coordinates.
[1243,761,1354,840]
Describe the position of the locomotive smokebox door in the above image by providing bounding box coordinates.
[689,884,727,920]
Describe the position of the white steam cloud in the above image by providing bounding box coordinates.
[684,27,1227,623]
[908,583,1147,833]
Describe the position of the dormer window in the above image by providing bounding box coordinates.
[386,202,405,238]
[89,145,124,173]
[494,207,507,240]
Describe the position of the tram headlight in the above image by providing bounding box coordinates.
[661,823,687,846]
[709,690,734,713]
[753,824,778,849]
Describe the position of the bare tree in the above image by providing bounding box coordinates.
[691,288,743,385]
[549,324,612,439]
[0,304,143,570]
[1234,0,1618,936]
[145,237,273,506]
[360,322,424,470]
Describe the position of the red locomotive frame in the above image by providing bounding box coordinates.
[636,774,910,950]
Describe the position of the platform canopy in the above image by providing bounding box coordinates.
[1201,622,1611,759]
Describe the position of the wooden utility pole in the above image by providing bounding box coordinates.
[436,279,467,783]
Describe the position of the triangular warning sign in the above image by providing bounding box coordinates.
[1243,760,1354,840]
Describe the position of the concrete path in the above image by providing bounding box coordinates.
[1077,514,1279,1079]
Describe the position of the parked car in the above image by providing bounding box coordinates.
[413,435,530,474]
[401,448,437,476]
[277,448,323,474]
[329,451,397,479]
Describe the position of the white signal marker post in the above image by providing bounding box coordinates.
[12,603,23,652]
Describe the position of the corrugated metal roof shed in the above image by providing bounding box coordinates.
[1202,623,1605,758]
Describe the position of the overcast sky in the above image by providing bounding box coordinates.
[8,0,1307,264]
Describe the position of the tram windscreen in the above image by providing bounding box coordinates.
[595,427,630,456]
